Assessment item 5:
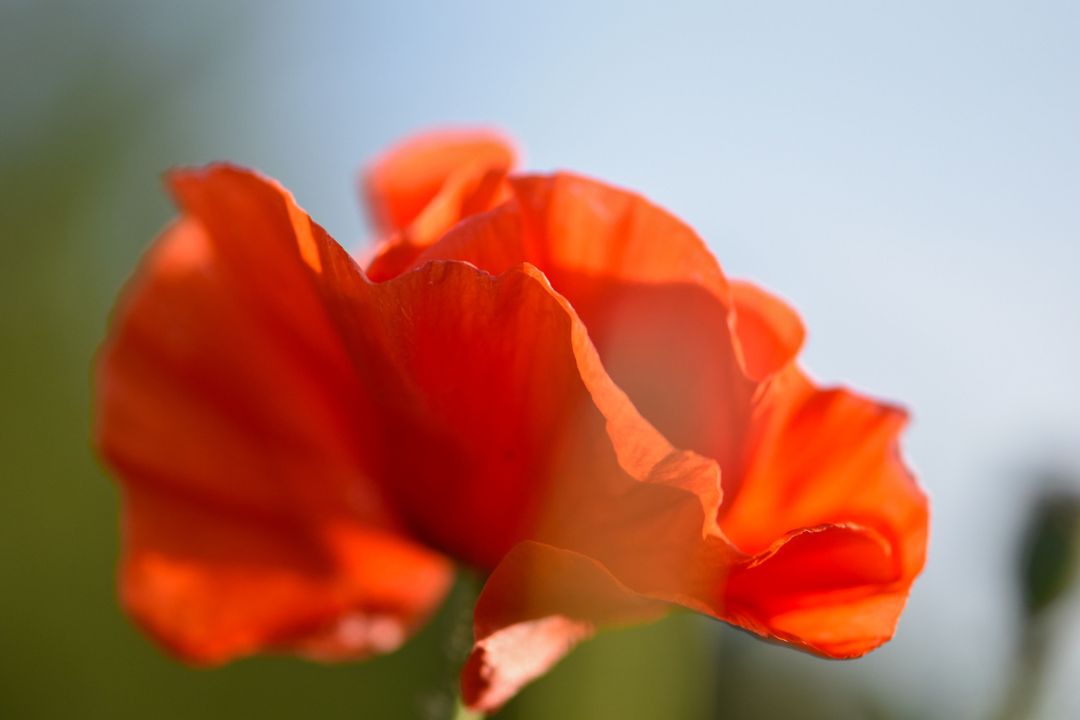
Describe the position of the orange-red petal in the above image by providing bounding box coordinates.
[723,524,909,657]
[722,368,926,567]
[96,175,453,663]
[717,367,928,654]
[418,172,757,471]
[121,482,450,663]
[363,129,516,281]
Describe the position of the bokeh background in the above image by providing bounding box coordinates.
[3,1,1080,718]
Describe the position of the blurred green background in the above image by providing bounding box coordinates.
[3,1,1080,718]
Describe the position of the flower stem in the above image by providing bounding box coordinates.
[452,699,484,720]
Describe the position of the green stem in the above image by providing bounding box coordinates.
[452,699,485,720]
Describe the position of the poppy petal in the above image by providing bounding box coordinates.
[462,541,666,712]
[121,482,450,663]
[723,523,909,657]
[96,179,453,664]
[417,173,757,472]
[722,369,926,566]
[730,280,805,380]
[717,368,928,654]
[364,129,516,281]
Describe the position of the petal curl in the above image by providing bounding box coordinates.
[718,368,929,654]
[96,177,453,664]
[363,129,516,281]
[723,524,907,657]
[721,369,926,566]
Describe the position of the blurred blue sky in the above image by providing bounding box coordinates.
[8,2,1080,718]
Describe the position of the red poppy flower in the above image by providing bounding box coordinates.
[95,129,928,712]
